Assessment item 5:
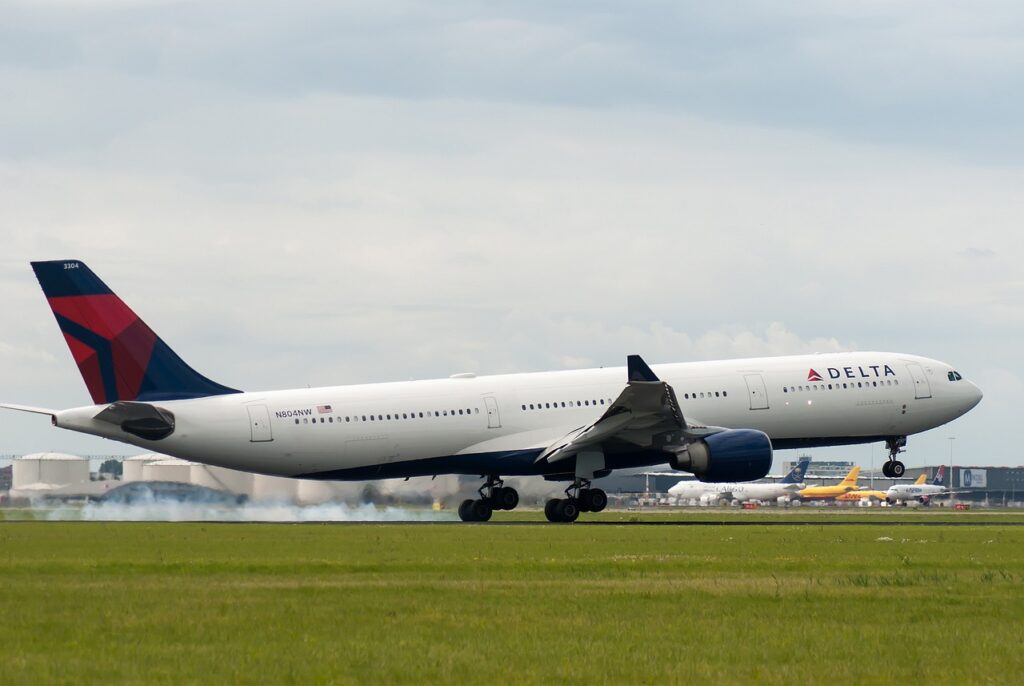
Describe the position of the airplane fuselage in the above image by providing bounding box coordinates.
[52,351,982,481]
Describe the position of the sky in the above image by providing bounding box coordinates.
[1,1,1021,471]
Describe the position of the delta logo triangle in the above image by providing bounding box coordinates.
[807,369,823,382]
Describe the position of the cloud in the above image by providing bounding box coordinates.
[0,1,1020,465]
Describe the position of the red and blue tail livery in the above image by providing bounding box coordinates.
[31,260,240,404]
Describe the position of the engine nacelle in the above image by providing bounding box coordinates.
[669,429,773,483]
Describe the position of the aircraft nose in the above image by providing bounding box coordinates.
[965,381,983,409]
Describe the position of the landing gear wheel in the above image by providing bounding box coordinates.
[471,499,493,522]
[890,461,905,478]
[556,498,580,523]
[545,499,562,522]
[458,499,476,522]
[493,487,519,511]
[882,462,893,478]
[581,488,607,513]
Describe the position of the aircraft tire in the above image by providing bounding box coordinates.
[458,499,477,522]
[882,462,893,478]
[544,499,562,522]
[471,498,493,522]
[891,461,905,478]
[494,487,519,511]
[585,488,608,513]
[556,498,580,523]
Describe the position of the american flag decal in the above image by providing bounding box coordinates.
[317,404,333,414]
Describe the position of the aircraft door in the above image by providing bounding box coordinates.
[744,374,769,410]
[247,405,274,442]
[906,363,932,399]
[484,396,501,428]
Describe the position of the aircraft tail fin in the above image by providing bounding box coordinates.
[840,466,861,485]
[30,260,241,405]
[783,456,811,484]
[914,474,928,485]
[933,465,946,486]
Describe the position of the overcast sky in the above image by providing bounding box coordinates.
[1,1,1021,471]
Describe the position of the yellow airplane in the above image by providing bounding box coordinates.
[798,466,861,500]
[835,474,926,503]
[835,489,887,502]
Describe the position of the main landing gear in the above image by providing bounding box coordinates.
[882,436,907,478]
[544,478,608,523]
[458,475,519,522]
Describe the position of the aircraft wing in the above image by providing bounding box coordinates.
[536,355,723,464]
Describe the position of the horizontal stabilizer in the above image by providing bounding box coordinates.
[94,401,176,441]
[0,403,58,417]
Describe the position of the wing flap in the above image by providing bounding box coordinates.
[537,355,714,464]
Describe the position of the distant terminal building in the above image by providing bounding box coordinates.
[781,458,853,480]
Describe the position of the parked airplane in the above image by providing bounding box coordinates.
[836,473,929,504]
[1,261,983,522]
[885,466,952,505]
[834,489,889,503]
[798,466,862,500]
[669,456,810,504]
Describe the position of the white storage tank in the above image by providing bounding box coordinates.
[12,453,90,489]
[295,480,366,505]
[190,464,255,497]
[122,454,163,482]
[141,458,194,484]
[252,474,299,502]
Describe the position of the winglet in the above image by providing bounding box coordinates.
[627,354,659,382]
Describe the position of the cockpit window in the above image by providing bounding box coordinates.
[948,371,963,381]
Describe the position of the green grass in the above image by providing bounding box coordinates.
[1,518,1023,685]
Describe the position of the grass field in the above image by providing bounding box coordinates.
[2,514,1023,685]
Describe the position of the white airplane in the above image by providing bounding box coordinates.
[669,456,810,504]
[885,466,956,505]
[1,261,983,523]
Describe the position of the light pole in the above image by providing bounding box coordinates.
[948,437,956,491]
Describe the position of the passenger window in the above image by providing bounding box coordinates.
[715,392,720,397]
[459,409,464,415]
[295,419,300,424]
[723,391,727,397]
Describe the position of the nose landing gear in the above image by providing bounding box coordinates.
[458,475,519,522]
[882,437,907,478]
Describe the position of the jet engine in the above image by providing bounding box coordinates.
[670,429,772,483]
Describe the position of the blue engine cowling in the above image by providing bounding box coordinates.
[670,429,773,482]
